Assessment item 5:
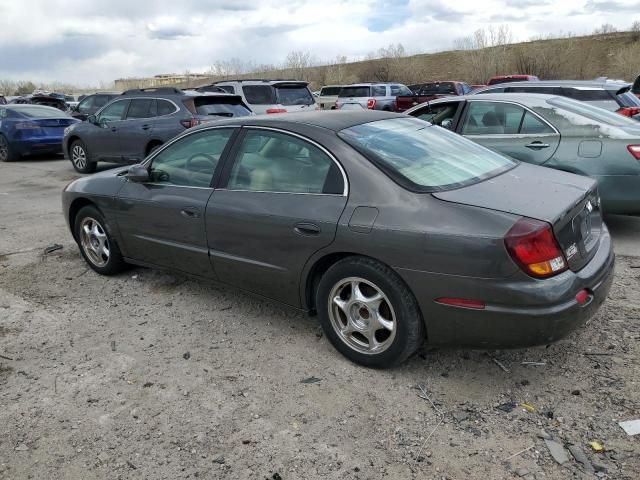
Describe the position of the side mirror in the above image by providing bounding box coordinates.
[126,164,149,183]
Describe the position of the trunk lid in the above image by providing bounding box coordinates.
[433,163,603,272]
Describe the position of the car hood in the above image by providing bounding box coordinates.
[433,162,595,223]
[64,166,129,195]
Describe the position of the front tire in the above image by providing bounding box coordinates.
[316,256,425,368]
[74,205,126,275]
[70,140,96,173]
[0,134,18,162]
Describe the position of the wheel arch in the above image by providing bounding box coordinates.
[66,135,83,155]
[68,198,102,241]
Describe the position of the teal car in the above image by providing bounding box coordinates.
[406,93,640,215]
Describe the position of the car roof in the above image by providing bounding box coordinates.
[481,79,631,90]
[431,92,558,106]
[191,110,400,132]
[213,79,308,86]
[343,83,397,87]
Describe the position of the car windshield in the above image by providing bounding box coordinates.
[546,97,637,127]
[339,117,516,192]
[14,106,68,118]
[275,86,314,106]
[420,83,456,95]
[339,86,371,98]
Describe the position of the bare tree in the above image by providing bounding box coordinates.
[454,25,513,83]
[283,51,316,81]
[593,23,618,34]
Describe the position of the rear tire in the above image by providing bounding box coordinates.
[0,134,18,162]
[74,205,126,275]
[70,139,96,173]
[316,256,425,368]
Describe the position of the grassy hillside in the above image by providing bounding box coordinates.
[115,31,640,91]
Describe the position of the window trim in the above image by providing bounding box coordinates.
[219,126,349,197]
[96,97,179,122]
[460,99,559,138]
[137,125,240,190]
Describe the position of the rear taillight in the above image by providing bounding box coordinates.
[504,218,567,278]
[627,145,640,160]
[367,98,376,109]
[616,107,640,117]
[266,108,287,114]
[180,118,201,129]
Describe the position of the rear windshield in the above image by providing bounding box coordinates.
[275,85,314,106]
[420,83,457,95]
[339,118,515,192]
[616,91,640,107]
[192,98,251,117]
[13,106,68,118]
[242,85,276,105]
[320,86,342,96]
[339,86,371,98]
[546,97,637,127]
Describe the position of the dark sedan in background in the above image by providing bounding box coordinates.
[62,111,614,367]
[0,104,79,162]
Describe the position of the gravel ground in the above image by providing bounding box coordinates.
[0,158,639,480]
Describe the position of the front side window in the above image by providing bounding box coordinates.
[242,85,276,105]
[411,102,459,130]
[148,128,234,188]
[390,85,412,96]
[227,130,343,194]
[372,86,387,97]
[77,96,94,113]
[339,118,515,192]
[98,100,128,122]
[461,101,526,135]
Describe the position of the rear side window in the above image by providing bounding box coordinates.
[339,86,371,97]
[157,99,177,116]
[340,118,515,192]
[462,102,526,135]
[242,85,275,105]
[193,98,251,117]
[320,87,341,96]
[227,130,343,194]
[217,85,235,94]
[275,86,313,106]
[126,99,156,119]
[520,111,554,134]
[372,86,387,96]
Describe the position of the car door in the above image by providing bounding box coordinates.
[458,100,560,165]
[91,99,130,161]
[119,98,156,162]
[115,127,238,278]
[206,127,348,307]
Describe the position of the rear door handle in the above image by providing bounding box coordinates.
[180,207,201,219]
[111,127,117,132]
[294,222,321,236]
[525,142,550,150]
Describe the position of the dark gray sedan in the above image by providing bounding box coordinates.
[62,111,614,367]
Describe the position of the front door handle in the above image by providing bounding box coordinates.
[180,207,201,219]
[525,142,550,150]
[294,222,321,236]
[111,127,117,132]
[141,124,151,130]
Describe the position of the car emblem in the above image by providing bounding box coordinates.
[586,201,593,213]
[566,243,578,259]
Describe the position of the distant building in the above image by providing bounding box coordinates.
[114,73,213,90]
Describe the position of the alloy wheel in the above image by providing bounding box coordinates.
[328,276,397,354]
[72,144,87,170]
[79,217,110,267]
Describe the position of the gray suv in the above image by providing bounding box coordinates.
[213,79,317,115]
[63,87,251,173]
[335,83,412,111]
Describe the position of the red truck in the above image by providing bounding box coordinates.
[396,81,471,112]
[487,74,539,85]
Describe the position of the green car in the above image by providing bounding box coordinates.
[406,93,640,215]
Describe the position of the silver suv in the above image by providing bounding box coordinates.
[335,83,412,111]
[213,79,317,115]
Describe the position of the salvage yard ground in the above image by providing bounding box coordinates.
[0,158,639,479]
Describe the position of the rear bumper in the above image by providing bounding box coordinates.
[12,138,63,156]
[397,226,615,348]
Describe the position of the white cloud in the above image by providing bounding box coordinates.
[0,0,638,85]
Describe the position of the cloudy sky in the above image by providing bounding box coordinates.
[0,0,638,86]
